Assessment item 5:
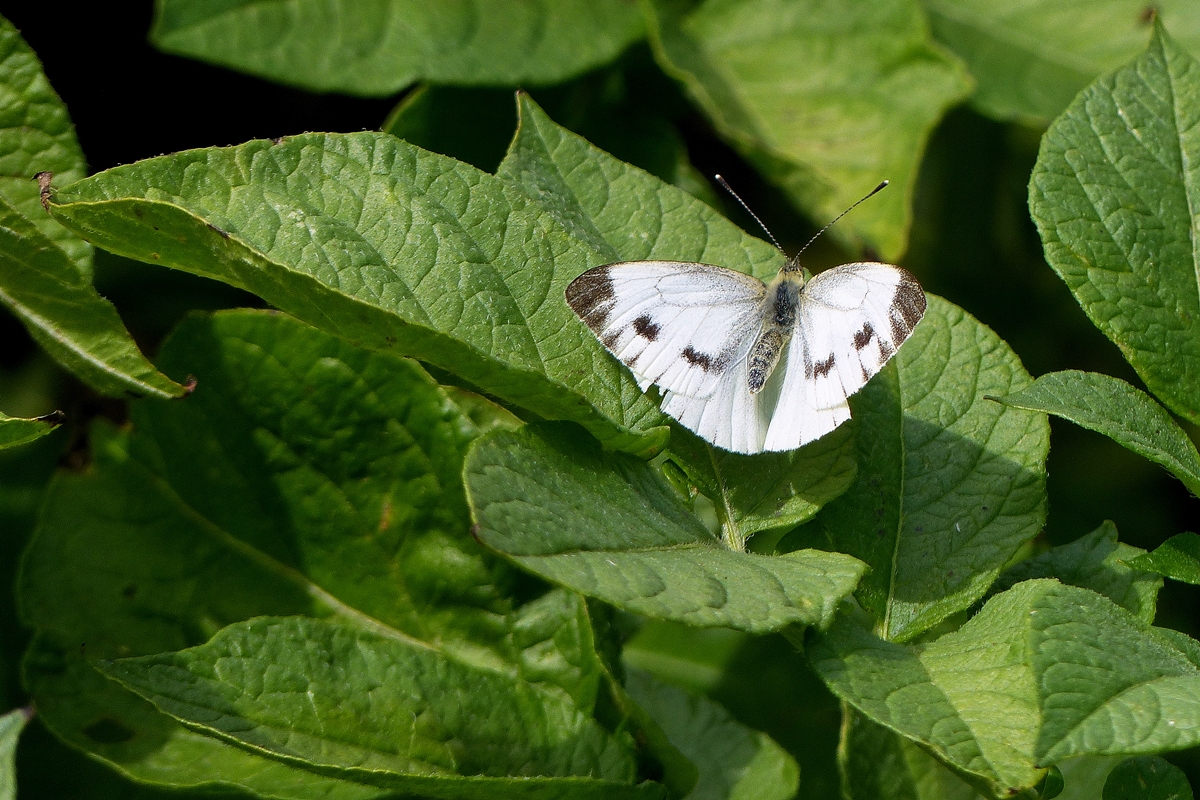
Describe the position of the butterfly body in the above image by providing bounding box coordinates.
[566,254,925,455]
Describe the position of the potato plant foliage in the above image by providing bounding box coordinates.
[2,4,1200,800]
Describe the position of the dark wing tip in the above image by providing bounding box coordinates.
[888,268,927,343]
[565,265,616,331]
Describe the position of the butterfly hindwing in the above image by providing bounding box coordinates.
[565,261,767,400]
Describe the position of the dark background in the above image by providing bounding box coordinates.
[2,2,1198,796]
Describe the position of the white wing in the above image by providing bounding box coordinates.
[764,263,926,452]
[565,261,766,400]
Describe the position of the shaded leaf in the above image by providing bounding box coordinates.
[150,0,645,95]
[0,706,32,800]
[644,0,972,259]
[666,421,857,544]
[20,310,612,797]
[1029,24,1200,425]
[624,669,798,800]
[464,423,866,633]
[0,19,184,399]
[0,410,60,450]
[839,705,982,800]
[1129,533,1200,586]
[1103,756,1193,800]
[923,0,1200,125]
[811,580,1200,797]
[992,371,1200,497]
[383,50,716,205]
[100,616,650,800]
[383,85,519,174]
[46,95,785,455]
[784,295,1049,642]
[994,520,1161,624]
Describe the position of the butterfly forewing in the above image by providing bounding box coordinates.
[565,262,766,400]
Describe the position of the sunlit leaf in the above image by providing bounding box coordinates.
[99,616,650,800]
[0,706,32,800]
[1129,533,1200,586]
[465,423,866,633]
[812,580,1200,797]
[1029,24,1200,424]
[785,295,1049,642]
[46,95,787,455]
[993,371,1200,497]
[994,520,1161,623]
[0,17,185,399]
[0,410,60,450]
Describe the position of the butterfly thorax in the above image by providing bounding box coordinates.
[747,272,803,394]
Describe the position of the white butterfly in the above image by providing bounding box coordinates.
[566,253,925,454]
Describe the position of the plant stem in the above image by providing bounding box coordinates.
[707,443,744,551]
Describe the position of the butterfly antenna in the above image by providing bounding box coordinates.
[795,180,889,257]
[714,174,784,254]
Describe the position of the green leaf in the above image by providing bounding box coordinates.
[150,0,644,95]
[46,94,784,455]
[1129,533,1200,586]
[20,310,615,797]
[1103,756,1193,800]
[643,0,972,259]
[623,669,798,800]
[992,371,1200,498]
[383,49,717,206]
[665,421,857,546]
[464,423,866,633]
[839,705,982,800]
[784,295,1049,642]
[994,521,1161,624]
[99,616,650,800]
[0,706,32,800]
[923,0,1200,125]
[811,580,1200,797]
[840,709,1125,800]
[0,410,60,450]
[0,18,185,400]
[1029,24,1200,425]
[0,14,90,268]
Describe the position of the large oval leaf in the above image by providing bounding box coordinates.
[150,0,645,95]
[464,423,866,633]
[644,0,972,259]
[97,616,650,800]
[20,311,623,798]
[45,95,784,455]
[924,0,1200,124]
[1029,24,1200,424]
[811,580,1200,797]
[785,295,1049,642]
